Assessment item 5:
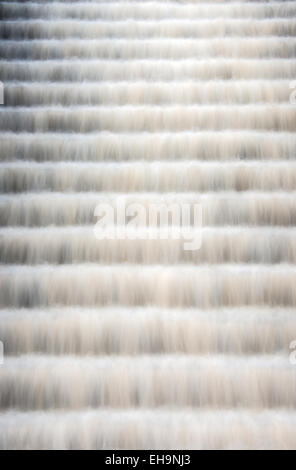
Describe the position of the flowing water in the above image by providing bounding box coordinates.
[0,0,296,450]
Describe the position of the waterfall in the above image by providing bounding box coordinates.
[0,0,296,450]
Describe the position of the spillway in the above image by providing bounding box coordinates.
[0,0,296,450]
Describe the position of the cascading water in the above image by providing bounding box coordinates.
[0,0,296,450]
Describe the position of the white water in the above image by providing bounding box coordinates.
[0,0,296,450]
